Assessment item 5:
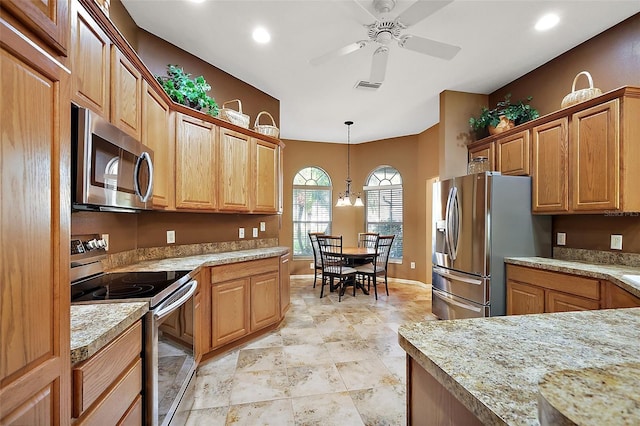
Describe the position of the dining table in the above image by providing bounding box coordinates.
[340,246,376,296]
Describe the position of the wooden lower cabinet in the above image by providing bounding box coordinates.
[507,265,640,315]
[209,257,282,351]
[71,321,142,424]
[407,357,482,426]
[280,253,291,316]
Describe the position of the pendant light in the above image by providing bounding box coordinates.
[336,121,364,207]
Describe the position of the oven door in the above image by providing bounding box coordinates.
[74,106,154,212]
[145,280,198,426]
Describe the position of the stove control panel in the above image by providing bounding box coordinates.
[71,236,107,255]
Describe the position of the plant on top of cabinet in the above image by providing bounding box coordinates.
[156,64,219,116]
[469,94,539,137]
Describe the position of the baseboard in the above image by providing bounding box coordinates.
[290,274,430,289]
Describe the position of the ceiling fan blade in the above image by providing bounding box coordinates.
[309,41,368,66]
[370,46,389,82]
[396,0,452,28]
[398,35,460,60]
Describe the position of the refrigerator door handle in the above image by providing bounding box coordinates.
[432,288,483,313]
[433,266,482,285]
[445,186,459,260]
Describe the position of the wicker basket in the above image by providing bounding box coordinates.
[219,99,249,128]
[561,71,602,108]
[253,111,279,138]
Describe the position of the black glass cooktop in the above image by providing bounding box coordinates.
[71,271,190,304]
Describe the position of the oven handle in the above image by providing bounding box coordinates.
[153,280,198,320]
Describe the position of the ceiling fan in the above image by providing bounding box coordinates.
[310,0,460,84]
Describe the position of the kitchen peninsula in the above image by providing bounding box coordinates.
[399,308,640,425]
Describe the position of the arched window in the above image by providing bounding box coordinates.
[292,166,332,257]
[364,166,403,260]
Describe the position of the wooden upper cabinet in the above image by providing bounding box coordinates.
[254,138,279,213]
[468,141,495,171]
[219,128,251,212]
[1,0,70,56]
[570,99,620,212]
[175,113,217,210]
[142,81,174,209]
[70,0,110,116]
[110,46,142,140]
[496,129,529,176]
[532,117,569,213]
[1,19,70,425]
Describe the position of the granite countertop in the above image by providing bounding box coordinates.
[504,256,640,298]
[108,246,289,273]
[538,362,640,425]
[398,308,640,426]
[71,302,148,364]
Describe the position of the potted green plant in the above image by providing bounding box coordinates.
[469,94,539,137]
[156,64,219,117]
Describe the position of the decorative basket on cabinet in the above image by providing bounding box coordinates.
[253,111,279,138]
[219,99,250,128]
[561,71,602,108]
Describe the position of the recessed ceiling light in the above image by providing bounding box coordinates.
[535,13,560,31]
[252,27,271,44]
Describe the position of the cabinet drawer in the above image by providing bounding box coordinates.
[211,257,279,283]
[72,321,142,417]
[508,265,600,300]
[76,358,142,425]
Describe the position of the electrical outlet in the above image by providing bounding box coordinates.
[101,234,109,251]
[260,221,266,232]
[410,262,416,269]
[611,234,623,250]
[309,262,314,270]
[557,232,566,246]
[166,230,175,244]
[253,227,258,238]
[239,228,245,239]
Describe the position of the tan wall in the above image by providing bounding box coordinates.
[283,127,439,283]
[108,0,138,50]
[489,13,640,255]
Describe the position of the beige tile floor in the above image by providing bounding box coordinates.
[186,276,436,425]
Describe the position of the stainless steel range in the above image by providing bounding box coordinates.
[70,235,198,426]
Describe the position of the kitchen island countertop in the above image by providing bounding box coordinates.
[71,302,148,364]
[398,308,640,425]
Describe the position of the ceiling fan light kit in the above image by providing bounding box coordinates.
[310,0,460,87]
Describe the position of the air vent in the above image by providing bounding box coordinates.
[354,80,382,90]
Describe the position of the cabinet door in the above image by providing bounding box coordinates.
[142,81,174,209]
[250,272,280,331]
[601,281,640,309]
[211,279,250,348]
[1,20,71,424]
[254,138,279,213]
[496,130,529,176]
[546,291,599,313]
[194,269,209,361]
[175,113,217,210]
[219,128,251,211]
[506,280,544,315]
[1,0,69,55]
[532,118,569,213]
[468,142,495,171]
[110,46,142,140]
[280,253,291,316]
[70,0,110,116]
[571,99,620,212]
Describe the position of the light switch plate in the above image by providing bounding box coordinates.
[167,230,175,244]
[239,228,245,239]
[410,262,416,269]
[611,234,623,250]
[557,232,566,246]
[253,228,258,238]
[260,221,266,232]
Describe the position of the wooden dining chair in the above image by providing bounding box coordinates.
[316,235,357,302]
[355,235,395,300]
[308,232,324,288]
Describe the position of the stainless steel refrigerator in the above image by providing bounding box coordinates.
[432,172,551,319]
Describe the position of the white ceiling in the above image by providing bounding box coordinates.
[121,0,640,144]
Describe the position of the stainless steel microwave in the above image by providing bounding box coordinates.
[72,106,154,212]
